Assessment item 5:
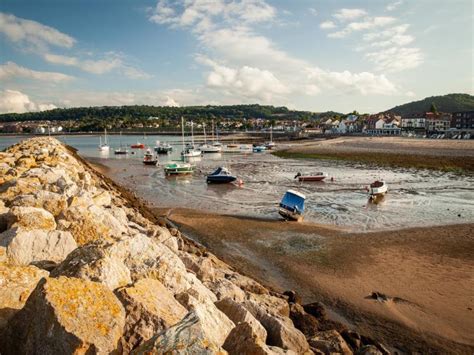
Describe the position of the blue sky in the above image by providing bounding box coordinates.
[0,0,472,114]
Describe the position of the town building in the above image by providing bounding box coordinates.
[451,111,474,130]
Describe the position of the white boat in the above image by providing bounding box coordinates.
[143,149,158,165]
[369,180,388,198]
[295,172,328,182]
[98,129,110,151]
[114,131,128,155]
[200,123,222,153]
[265,125,276,149]
[181,120,201,157]
[279,190,306,222]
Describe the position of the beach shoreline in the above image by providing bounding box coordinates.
[274,136,474,173]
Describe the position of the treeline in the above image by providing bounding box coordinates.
[386,93,474,116]
[0,104,323,123]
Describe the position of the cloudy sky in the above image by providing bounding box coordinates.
[0,0,472,114]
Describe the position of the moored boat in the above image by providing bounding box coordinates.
[295,172,328,182]
[98,129,110,151]
[131,142,145,149]
[181,147,202,157]
[143,149,158,165]
[206,167,237,184]
[369,180,388,198]
[114,131,128,155]
[154,141,173,154]
[253,144,266,153]
[278,189,306,222]
[164,161,195,175]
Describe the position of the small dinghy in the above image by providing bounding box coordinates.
[143,149,158,165]
[295,172,328,182]
[164,161,194,175]
[253,144,266,153]
[369,180,388,199]
[207,167,237,184]
[278,190,306,222]
[131,142,145,149]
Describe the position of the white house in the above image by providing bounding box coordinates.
[401,116,426,130]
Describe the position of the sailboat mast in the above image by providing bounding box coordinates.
[203,124,207,144]
[181,117,185,150]
[270,125,273,143]
[191,121,195,147]
[212,120,215,142]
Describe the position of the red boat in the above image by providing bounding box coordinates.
[294,172,328,182]
[131,142,145,149]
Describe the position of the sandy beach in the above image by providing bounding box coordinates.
[275,136,474,172]
[152,207,474,354]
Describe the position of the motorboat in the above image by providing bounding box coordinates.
[253,144,266,153]
[131,142,145,149]
[295,172,328,182]
[369,180,388,199]
[154,141,173,154]
[143,149,158,165]
[164,161,195,175]
[279,190,306,222]
[206,167,237,184]
[98,129,110,151]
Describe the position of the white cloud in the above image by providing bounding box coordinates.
[333,8,367,21]
[198,57,289,101]
[309,8,318,16]
[0,61,74,82]
[42,52,151,78]
[386,1,403,11]
[328,16,396,38]
[320,21,336,29]
[365,47,423,72]
[0,12,75,50]
[149,0,276,31]
[163,96,180,106]
[0,90,56,113]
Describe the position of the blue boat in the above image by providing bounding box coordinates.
[207,167,237,184]
[278,189,306,221]
[253,145,266,153]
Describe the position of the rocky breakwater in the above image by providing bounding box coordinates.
[0,137,389,355]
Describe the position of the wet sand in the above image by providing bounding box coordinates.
[275,136,474,172]
[155,207,474,354]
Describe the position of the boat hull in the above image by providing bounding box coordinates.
[143,160,158,165]
[207,176,237,184]
[278,208,303,222]
[298,176,326,182]
[154,147,172,154]
[131,144,145,149]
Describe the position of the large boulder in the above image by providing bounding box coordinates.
[116,278,187,352]
[51,241,132,290]
[132,303,234,354]
[0,228,77,266]
[10,191,68,217]
[205,277,246,302]
[5,206,56,231]
[308,330,353,355]
[0,263,48,330]
[216,297,267,341]
[224,322,282,355]
[2,276,125,354]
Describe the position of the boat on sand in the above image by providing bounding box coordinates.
[369,180,388,199]
[278,189,306,222]
[143,149,158,165]
[207,167,237,184]
[295,172,328,182]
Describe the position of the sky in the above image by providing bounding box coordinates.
[0,0,472,114]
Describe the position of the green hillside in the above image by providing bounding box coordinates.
[386,93,474,116]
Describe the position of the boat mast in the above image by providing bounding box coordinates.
[203,123,207,145]
[212,120,215,142]
[270,125,273,143]
[181,116,185,151]
[191,121,195,148]
[104,128,108,145]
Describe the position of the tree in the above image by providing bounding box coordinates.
[430,102,438,113]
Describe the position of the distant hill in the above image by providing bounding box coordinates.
[385,93,474,116]
[0,104,321,123]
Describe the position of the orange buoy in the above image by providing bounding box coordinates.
[237,179,244,186]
